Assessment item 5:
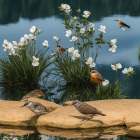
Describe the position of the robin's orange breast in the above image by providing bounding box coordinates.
[90,73,103,83]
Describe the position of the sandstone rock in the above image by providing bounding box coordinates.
[37,99,140,129]
[0,98,62,126]
[127,125,140,138]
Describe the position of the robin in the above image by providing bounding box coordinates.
[20,89,44,101]
[57,45,65,54]
[115,19,130,30]
[89,70,104,84]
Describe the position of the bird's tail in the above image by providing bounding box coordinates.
[99,113,106,116]
[125,24,130,28]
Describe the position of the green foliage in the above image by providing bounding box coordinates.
[52,53,95,86]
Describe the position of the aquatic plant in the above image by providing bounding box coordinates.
[0,26,51,86]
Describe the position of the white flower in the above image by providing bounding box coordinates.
[89,62,96,68]
[30,26,36,33]
[50,56,56,61]
[128,66,133,72]
[42,40,49,47]
[53,36,59,42]
[65,9,71,13]
[83,11,90,18]
[89,28,95,31]
[111,39,117,45]
[85,57,93,65]
[122,68,128,74]
[111,63,122,70]
[80,28,85,34]
[9,48,16,55]
[102,80,109,86]
[71,49,80,60]
[74,16,78,20]
[89,23,95,28]
[66,30,72,37]
[28,34,35,40]
[77,9,81,13]
[67,47,74,53]
[70,36,78,42]
[51,53,55,56]
[19,37,27,46]
[61,4,70,10]
[3,39,9,45]
[12,41,18,46]
[98,25,106,33]
[85,57,96,68]
[109,45,117,53]
[24,34,29,39]
[32,56,39,66]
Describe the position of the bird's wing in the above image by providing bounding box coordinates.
[33,102,48,111]
[94,73,104,81]
[77,103,99,114]
[121,21,130,28]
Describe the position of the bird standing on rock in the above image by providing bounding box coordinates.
[89,70,104,84]
[20,101,48,117]
[57,45,66,54]
[115,19,130,30]
[71,100,106,120]
[20,89,44,101]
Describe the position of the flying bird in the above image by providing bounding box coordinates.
[115,19,130,30]
[57,45,66,54]
[71,100,106,120]
[20,89,44,101]
[89,70,104,84]
[20,101,48,117]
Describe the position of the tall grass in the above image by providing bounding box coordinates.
[53,52,95,86]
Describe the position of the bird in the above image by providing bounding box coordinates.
[89,70,104,84]
[71,100,106,120]
[57,45,66,54]
[20,89,44,101]
[115,19,130,30]
[20,101,48,117]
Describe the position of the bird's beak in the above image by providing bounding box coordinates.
[20,105,25,108]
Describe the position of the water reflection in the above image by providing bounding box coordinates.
[0,0,140,24]
[0,125,128,140]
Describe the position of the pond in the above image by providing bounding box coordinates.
[0,0,140,139]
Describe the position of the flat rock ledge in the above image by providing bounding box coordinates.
[1,99,140,138]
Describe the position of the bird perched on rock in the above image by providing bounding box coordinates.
[57,45,65,54]
[20,101,48,117]
[71,100,106,120]
[115,19,130,30]
[20,89,44,101]
[89,70,104,84]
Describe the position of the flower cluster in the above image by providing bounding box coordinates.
[122,66,133,75]
[109,39,117,52]
[67,47,80,60]
[61,4,71,14]
[111,63,122,71]
[85,57,96,68]
[66,30,72,37]
[32,56,39,66]
[98,25,106,33]
[70,36,78,42]
[83,11,90,18]
[2,39,16,55]
[53,36,59,43]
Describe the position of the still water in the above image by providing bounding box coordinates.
[0,0,140,139]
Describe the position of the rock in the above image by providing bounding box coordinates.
[63,101,73,106]
[37,99,140,129]
[37,126,126,139]
[0,98,62,126]
[127,125,140,138]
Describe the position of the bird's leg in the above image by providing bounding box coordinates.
[119,26,122,28]
[89,115,93,120]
